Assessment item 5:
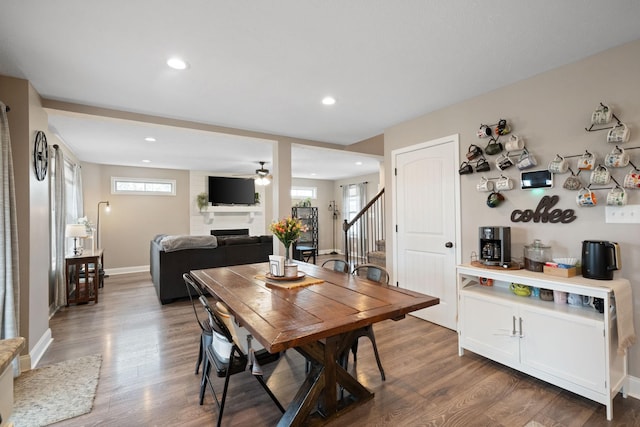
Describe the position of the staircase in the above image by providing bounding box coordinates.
[342,188,386,269]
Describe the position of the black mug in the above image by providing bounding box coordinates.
[459,162,473,175]
[475,157,490,172]
[485,139,503,155]
[466,144,483,161]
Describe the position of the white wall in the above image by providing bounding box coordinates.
[385,40,640,376]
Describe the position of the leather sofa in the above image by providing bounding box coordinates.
[150,233,273,304]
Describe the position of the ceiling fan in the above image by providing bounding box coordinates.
[254,161,272,185]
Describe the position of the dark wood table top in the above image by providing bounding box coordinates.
[190,261,439,353]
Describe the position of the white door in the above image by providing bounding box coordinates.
[393,135,459,329]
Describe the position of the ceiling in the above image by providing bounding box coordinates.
[1,1,640,179]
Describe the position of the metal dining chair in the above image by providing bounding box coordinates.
[184,273,213,375]
[187,275,285,426]
[320,258,350,274]
[342,264,390,381]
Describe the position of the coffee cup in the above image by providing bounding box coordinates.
[477,125,492,138]
[484,138,503,155]
[516,149,537,170]
[589,165,611,185]
[459,161,473,175]
[604,146,629,168]
[623,169,640,189]
[563,174,582,191]
[494,119,510,136]
[495,153,514,170]
[505,134,524,151]
[548,155,569,174]
[568,293,583,306]
[607,123,630,143]
[582,295,594,307]
[510,283,531,297]
[476,177,494,192]
[576,187,597,207]
[486,191,504,208]
[466,144,483,161]
[606,186,627,206]
[475,157,491,172]
[577,152,596,171]
[591,104,613,125]
[495,176,514,191]
[553,290,567,304]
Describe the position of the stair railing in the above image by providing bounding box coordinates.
[342,188,385,269]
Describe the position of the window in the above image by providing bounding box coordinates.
[111,177,176,195]
[344,184,363,221]
[291,186,317,200]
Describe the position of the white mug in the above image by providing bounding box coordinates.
[476,177,494,192]
[495,153,514,170]
[606,186,627,206]
[548,155,569,174]
[568,293,583,306]
[576,187,597,207]
[607,123,630,143]
[516,149,537,170]
[495,176,514,191]
[577,152,596,171]
[623,170,640,189]
[591,104,613,125]
[589,165,611,185]
[604,147,630,168]
[505,134,524,151]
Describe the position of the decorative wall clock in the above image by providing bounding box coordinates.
[33,130,48,181]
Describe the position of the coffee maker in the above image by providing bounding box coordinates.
[479,226,511,266]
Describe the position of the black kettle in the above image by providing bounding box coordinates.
[581,240,621,280]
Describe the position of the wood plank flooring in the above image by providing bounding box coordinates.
[39,271,640,426]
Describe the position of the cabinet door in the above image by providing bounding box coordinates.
[519,305,606,393]
[460,292,520,367]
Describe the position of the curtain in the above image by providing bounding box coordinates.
[73,163,83,219]
[0,101,21,376]
[53,147,67,307]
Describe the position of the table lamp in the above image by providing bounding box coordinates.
[66,224,88,255]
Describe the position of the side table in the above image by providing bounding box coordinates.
[65,249,102,306]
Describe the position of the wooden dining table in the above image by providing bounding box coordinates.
[190,261,439,427]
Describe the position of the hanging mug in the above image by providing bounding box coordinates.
[623,169,640,189]
[475,157,491,172]
[459,161,473,175]
[591,104,613,125]
[577,151,596,171]
[466,144,483,161]
[604,146,629,168]
[589,165,610,185]
[477,124,492,138]
[486,191,505,208]
[476,177,494,192]
[576,187,597,207]
[607,123,630,143]
[484,138,503,155]
[548,155,569,174]
[563,172,582,191]
[505,134,524,151]
[495,176,514,191]
[606,186,627,206]
[494,119,511,136]
[516,148,537,170]
[495,153,514,170]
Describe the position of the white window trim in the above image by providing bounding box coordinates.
[111,176,176,196]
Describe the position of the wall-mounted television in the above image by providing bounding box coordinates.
[208,176,255,205]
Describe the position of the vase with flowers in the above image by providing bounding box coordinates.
[269,217,308,272]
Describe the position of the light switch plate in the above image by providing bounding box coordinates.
[605,204,640,223]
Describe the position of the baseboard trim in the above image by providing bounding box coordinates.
[27,328,52,370]
[626,375,640,400]
[105,265,149,275]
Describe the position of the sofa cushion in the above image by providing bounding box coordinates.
[160,235,218,252]
[224,236,261,246]
[260,235,273,243]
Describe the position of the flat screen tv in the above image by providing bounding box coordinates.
[208,176,255,205]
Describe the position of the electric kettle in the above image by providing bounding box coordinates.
[581,240,621,280]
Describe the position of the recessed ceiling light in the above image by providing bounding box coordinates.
[144,137,156,142]
[142,159,151,163]
[310,173,317,176]
[355,161,363,166]
[322,96,336,105]
[167,57,188,70]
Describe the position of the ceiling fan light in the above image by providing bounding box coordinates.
[255,176,271,186]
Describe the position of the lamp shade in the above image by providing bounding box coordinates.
[66,224,88,238]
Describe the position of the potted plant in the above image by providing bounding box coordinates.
[196,192,208,212]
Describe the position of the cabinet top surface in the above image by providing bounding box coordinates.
[66,249,103,260]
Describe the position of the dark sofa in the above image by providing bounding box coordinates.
[150,233,273,304]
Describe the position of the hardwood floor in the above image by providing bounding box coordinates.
[39,270,640,426]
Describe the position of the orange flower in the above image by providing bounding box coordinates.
[269,217,308,248]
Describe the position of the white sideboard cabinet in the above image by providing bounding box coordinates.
[457,264,628,420]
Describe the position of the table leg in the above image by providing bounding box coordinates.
[278,334,374,426]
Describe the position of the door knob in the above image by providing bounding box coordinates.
[445,242,453,248]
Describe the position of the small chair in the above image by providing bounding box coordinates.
[342,264,391,381]
[196,292,285,426]
[321,258,350,274]
[184,273,213,375]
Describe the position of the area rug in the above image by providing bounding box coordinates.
[9,354,102,427]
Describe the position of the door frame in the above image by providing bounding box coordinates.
[391,133,462,292]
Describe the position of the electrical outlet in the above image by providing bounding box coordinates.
[605,204,640,223]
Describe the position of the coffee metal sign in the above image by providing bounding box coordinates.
[511,195,577,224]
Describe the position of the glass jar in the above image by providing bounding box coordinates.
[523,239,552,272]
